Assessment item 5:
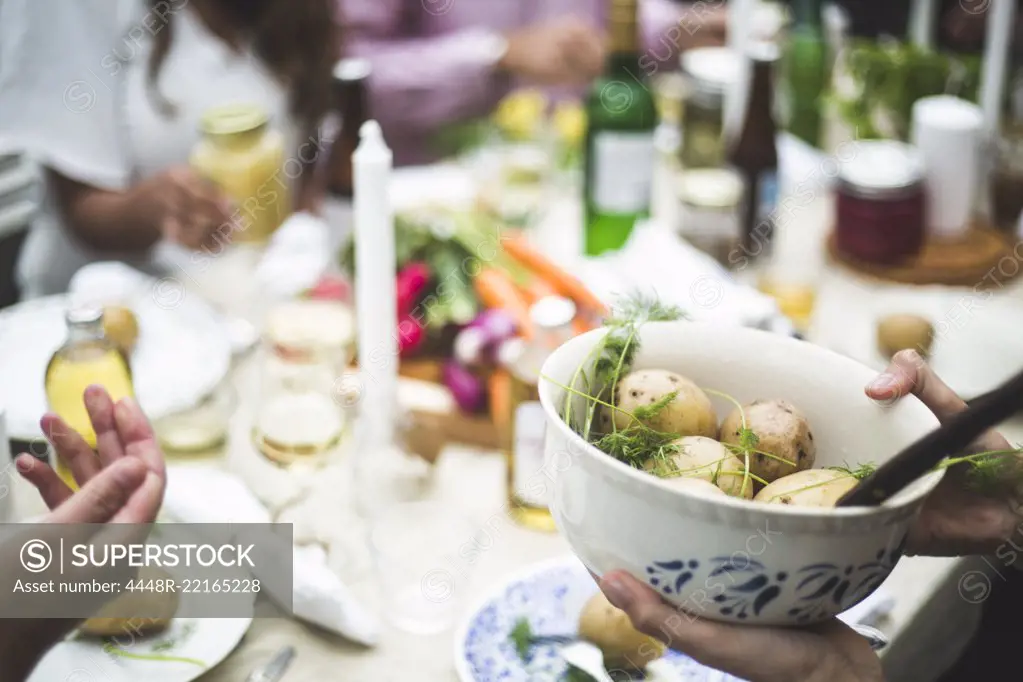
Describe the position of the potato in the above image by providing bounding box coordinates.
[754,469,857,507]
[79,567,179,638]
[720,399,815,483]
[102,305,139,354]
[662,476,727,498]
[611,370,717,438]
[877,313,934,359]
[578,591,665,670]
[645,436,754,499]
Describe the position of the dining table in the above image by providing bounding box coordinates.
[11,149,1023,682]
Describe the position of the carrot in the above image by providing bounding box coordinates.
[488,369,512,440]
[501,232,607,316]
[572,315,592,337]
[473,267,533,339]
[522,277,558,303]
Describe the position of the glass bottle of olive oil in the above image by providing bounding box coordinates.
[582,0,658,256]
[44,306,135,489]
[500,297,577,532]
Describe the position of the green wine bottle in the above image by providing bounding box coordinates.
[583,0,658,256]
[781,0,827,148]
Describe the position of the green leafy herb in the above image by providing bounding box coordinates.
[701,388,756,497]
[594,425,682,470]
[832,39,982,141]
[828,463,877,481]
[565,668,599,682]
[509,617,533,662]
[102,646,207,668]
[938,446,1023,493]
[582,294,684,441]
[633,390,679,422]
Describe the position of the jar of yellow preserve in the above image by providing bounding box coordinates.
[44,306,135,490]
[190,103,290,244]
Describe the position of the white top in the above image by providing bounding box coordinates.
[0,0,299,299]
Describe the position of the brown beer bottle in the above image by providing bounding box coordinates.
[728,41,780,261]
[327,59,371,198]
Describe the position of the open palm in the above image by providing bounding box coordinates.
[16,385,166,524]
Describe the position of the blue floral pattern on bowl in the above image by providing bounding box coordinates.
[458,557,744,682]
[643,537,906,624]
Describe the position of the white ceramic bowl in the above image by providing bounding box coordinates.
[538,321,943,626]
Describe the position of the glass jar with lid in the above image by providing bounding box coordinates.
[675,167,745,266]
[680,47,742,169]
[190,103,291,245]
[834,141,926,265]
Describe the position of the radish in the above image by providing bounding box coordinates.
[396,261,431,314]
[443,360,486,413]
[396,313,425,357]
[453,309,519,367]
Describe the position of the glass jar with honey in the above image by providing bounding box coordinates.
[190,103,291,245]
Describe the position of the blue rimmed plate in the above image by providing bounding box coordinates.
[455,556,744,682]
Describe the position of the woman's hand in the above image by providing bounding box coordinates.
[865,350,1022,557]
[138,167,235,251]
[500,17,606,85]
[0,387,167,680]
[599,572,884,682]
[16,386,166,523]
[51,167,233,254]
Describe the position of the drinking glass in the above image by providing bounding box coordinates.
[369,500,480,635]
[251,341,347,472]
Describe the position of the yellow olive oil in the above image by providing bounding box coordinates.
[44,307,134,489]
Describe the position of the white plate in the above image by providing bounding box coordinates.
[0,292,232,440]
[27,611,251,682]
[454,556,744,682]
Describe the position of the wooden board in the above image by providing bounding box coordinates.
[398,356,501,459]
[827,223,1022,289]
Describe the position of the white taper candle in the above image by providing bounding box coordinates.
[353,120,397,454]
[980,0,1017,135]
[908,0,937,48]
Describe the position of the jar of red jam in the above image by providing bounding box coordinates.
[834,141,926,265]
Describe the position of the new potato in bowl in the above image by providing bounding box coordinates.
[537,321,943,626]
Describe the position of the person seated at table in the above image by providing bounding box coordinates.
[336,0,729,166]
[598,350,1023,682]
[0,388,167,680]
[0,0,336,300]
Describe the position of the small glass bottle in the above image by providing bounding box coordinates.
[44,306,135,489]
[190,103,290,244]
[327,59,371,200]
[499,296,577,532]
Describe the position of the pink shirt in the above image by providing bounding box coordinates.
[338,0,705,165]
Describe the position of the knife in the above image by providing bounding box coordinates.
[246,646,296,682]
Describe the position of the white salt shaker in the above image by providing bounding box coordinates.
[911,95,984,239]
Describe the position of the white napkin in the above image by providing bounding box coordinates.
[836,587,895,628]
[571,222,785,330]
[255,211,333,299]
[162,466,380,646]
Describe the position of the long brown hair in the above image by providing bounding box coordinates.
[146,0,336,137]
